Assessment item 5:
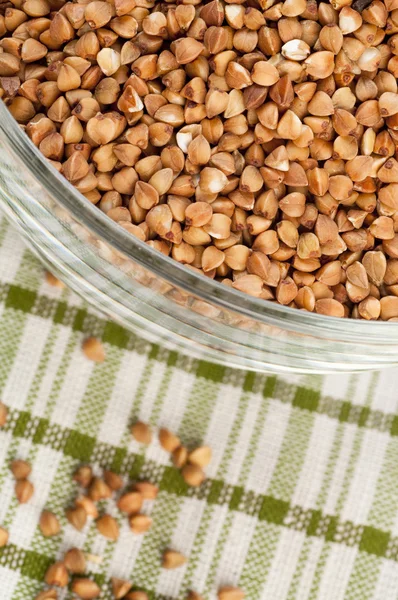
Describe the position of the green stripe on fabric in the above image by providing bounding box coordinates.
[259,496,290,525]
[307,542,332,600]
[315,423,345,510]
[360,527,390,557]
[229,487,243,511]
[367,436,398,531]
[216,377,251,481]
[161,466,189,496]
[390,416,398,436]
[25,454,78,565]
[53,300,67,324]
[243,371,256,392]
[13,249,44,290]
[148,349,183,425]
[340,401,351,423]
[73,346,123,436]
[71,308,87,332]
[131,493,182,590]
[286,537,312,600]
[335,431,365,516]
[344,552,382,600]
[307,376,367,596]
[267,408,314,500]
[200,372,256,592]
[203,512,234,596]
[13,411,31,438]
[293,387,320,412]
[5,285,36,313]
[196,361,225,383]
[125,345,158,433]
[0,438,21,519]
[208,480,224,504]
[102,320,130,348]
[263,375,277,398]
[23,323,61,413]
[43,330,81,420]
[0,283,396,438]
[334,374,377,517]
[20,549,52,580]
[177,358,226,444]
[238,383,271,487]
[64,429,96,462]
[0,309,30,394]
[180,503,216,594]
[239,522,281,599]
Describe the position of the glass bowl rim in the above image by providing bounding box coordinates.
[2,99,397,341]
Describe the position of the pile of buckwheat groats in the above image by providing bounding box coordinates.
[0,398,243,600]
[3,0,398,319]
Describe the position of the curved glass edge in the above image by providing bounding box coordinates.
[28,228,398,373]
[1,100,398,342]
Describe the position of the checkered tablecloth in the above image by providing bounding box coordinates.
[1,218,398,600]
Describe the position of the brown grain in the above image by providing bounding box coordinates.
[4,0,398,320]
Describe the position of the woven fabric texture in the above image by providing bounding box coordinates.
[0,219,398,600]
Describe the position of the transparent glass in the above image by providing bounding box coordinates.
[0,101,397,373]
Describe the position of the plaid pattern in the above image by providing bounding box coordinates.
[1,219,398,600]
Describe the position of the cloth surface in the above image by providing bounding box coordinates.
[1,219,398,600]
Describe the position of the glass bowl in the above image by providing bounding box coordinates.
[0,100,397,374]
